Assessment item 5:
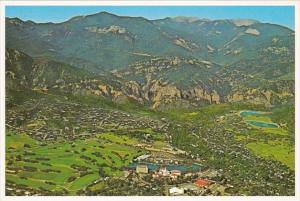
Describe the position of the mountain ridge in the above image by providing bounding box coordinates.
[5,11,295,109]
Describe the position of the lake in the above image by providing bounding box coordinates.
[239,110,271,117]
[245,120,279,128]
[240,110,279,128]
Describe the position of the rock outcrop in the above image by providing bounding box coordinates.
[245,28,260,36]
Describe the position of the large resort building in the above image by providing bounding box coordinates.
[136,164,149,174]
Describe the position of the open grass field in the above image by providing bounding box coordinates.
[246,141,294,170]
[6,132,142,195]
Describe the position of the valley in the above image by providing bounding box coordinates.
[5,11,295,196]
[5,89,294,195]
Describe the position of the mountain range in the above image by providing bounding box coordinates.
[5,11,295,109]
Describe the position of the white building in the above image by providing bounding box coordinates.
[159,166,170,176]
[134,154,151,162]
[136,164,148,174]
[169,187,184,196]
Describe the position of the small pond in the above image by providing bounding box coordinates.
[246,120,279,128]
[239,110,270,117]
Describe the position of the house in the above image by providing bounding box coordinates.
[170,170,181,179]
[184,173,193,178]
[152,172,160,178]
[170,174,178,179]
[136,164,148,174]
[169,187,184,196]
[171,170,181,176]
[180,183,200,192]
[194,179,211,187]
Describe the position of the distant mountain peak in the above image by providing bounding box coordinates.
[66,11,118,23]
[171,16,211,23]
[231,19,259,26]
[6,17,36,26]
[87,11,118,18]
[65,11,150,24]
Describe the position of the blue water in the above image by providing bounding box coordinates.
[128,162,202,172]
[246,120,279,128]
[240,111,266,117]
[240,110,279,128]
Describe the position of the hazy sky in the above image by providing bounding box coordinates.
[6,6,295,30]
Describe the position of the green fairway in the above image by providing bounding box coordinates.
[96,133,138,145]
[68,173,99,193]
[6,131,142,195]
